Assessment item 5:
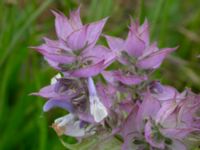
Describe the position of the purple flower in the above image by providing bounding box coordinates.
[31,7,200,150]
[105,19,177,70]
[32,8,115,77]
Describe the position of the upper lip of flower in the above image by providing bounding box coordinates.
[88,77,108,122]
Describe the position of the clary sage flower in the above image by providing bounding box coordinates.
[32,7,200,150]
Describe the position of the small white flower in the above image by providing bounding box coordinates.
[53,114,85,137]
[88,77,108,122]
[51,73,62,84]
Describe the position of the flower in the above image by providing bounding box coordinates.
[52,113,94,137]
[88,77,108,122]
[105,19,177,70]
[116,84,200,150]
[32,7,115,78]
[31,7,200,150]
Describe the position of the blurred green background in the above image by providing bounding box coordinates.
[0,0,200,149]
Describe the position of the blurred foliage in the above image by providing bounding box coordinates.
[0,0,200,149]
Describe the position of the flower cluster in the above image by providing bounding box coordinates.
[32,7,200,150]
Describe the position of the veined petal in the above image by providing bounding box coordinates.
[69,6,82,30]
[86,17,108,46]
[152,86,178,101]
[125,29,145,57]
[70,60,105,77]
[102,71,147,85]
[160,128,200,139]
[120,104,139,146]
[82,45,113,64]
[31,84,57,98]
[136,93,161,131]
[142,42,159,58]
[104,35,124,51]
[52,10,73,40]
[32,44,76,64]
[43,37,72,52]
[66,25,87,50]
[156,101,177,124]
[96,83,116,108]
[136,47,177,69]
[44,57,60,69]
[113,71,147,85]
[138,19,150,46]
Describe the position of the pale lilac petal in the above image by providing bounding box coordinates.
[44,57,60,69]
[136,47,177,69]
[32,45,76,64]
[125,29,145,57]
[69,7,82,30]
[96,83,116,108]
[160,128,200,139]
[43,99,74,112]
[31,84,57,98]
[82,45,113,64]
[104,35,124,51]
[138,19,150,46]
[52,10,73,39]
[113,71,147,85]
[129,18,140,32]
[153,86,177,101]
[136,93,161,131]
[104,35,128,64]
[66,25,87,50]
[102,71,147,85]
[86,18,108,46]
[142,42,159,58]
[43,37,72,52]
[120,104,139,146]
[70,60,105,77]
[155,101,177,124]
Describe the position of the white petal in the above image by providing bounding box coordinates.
[64,121,85,137]
[51,73,62,84]
[55,114,74,127]
[53,114,86,137]
[90,96,108,122]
